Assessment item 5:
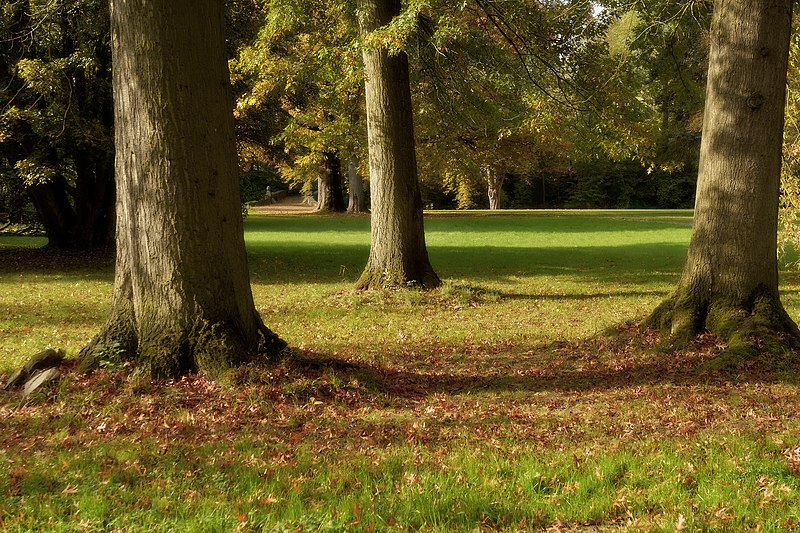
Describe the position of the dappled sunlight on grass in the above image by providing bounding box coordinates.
[0,249,113,370]
[242,211,694,360]
[5,210,800,529]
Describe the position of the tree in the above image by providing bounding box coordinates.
[645,0,799,350]
[232,1,368,204]
[484,166,505,210]
[409,1,612,211]
[780,20,800,257]
[356,0,440,289]
[594,1,710,202]
[316,151,346,212]
[0,0,115,249]
[347,155,367,213]
[79,0,284,377]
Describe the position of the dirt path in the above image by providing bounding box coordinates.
[249,194,316,215]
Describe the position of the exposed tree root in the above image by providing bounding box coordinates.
[78,312,286,379]
[355,265,441,291]
[643,283,800,365]
[76,301,138,373]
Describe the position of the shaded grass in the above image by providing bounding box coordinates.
[0,247,114,372]
[244,211,691,284]
[3,210,800,530]
[244,211,695,365]
[5,343,800,530]
[0,235,47,248]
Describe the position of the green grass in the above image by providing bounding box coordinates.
[244,210,694,361]
[3,209,800,530]
[0,235,47,248]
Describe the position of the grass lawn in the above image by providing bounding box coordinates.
[3,209,800,530]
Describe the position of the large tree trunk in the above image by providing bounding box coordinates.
[645,0,799,349]
[79,0,284,377]
[27,178,76,248]
[355,0,440,290]
[485,166,504,210]
[70,151,116,248]
[316,152,346,212]
[347,155,367,213]
[26,153,115,249]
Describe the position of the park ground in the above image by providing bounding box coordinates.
[3,209,800,530]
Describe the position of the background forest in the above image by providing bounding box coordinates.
[1,0,721,241]
[5,1,800,530]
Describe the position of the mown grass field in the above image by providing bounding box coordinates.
[3,210,800,531]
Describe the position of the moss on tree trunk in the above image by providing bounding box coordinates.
[645,0,799,356]
[79,0,285,378]
[645,283,799,356]
[80,313,285,379]
[355,264,440,291]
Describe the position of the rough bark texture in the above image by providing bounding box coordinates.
[645,0,799,351]
[485,166,505,210]
[79,0,284,378]
[347,155,367,213]
[316,152,346,212]
[356,0,440,289]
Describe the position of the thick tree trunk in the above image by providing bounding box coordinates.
[71,152,116,248]
[316,152,346,212]
[645,0,799,350]
[485,166,504,210]
[79,0,284,377]
[356,0,440,289]
[24,153,115,249]
[27,178,76,248]
[347,155,367,213]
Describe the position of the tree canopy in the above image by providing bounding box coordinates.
[0,0,733,225]
[0,0,115,248]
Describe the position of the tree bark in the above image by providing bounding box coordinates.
[316,152,346,212]
[485,166,505,210]
[79,0,284,377]
[347,155,367,213]
[645,0,799,350]
[356,0,440,289]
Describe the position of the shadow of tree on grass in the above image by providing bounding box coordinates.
[0,247,114,276]
[273,327,800,402]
